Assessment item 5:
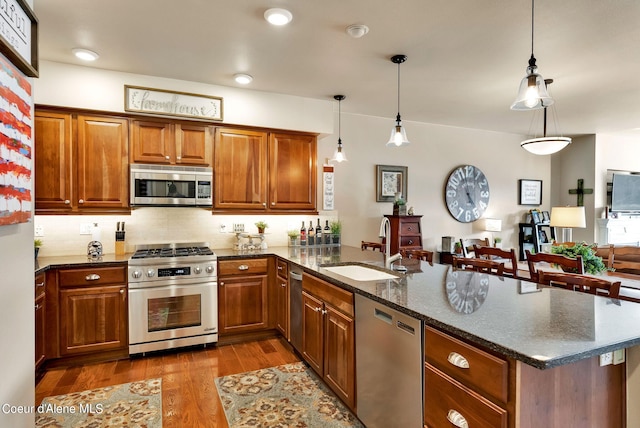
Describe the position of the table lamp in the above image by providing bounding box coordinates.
[484,218,502,246]
[549,206,586,243]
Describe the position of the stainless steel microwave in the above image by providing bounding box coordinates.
[130,164,213,207]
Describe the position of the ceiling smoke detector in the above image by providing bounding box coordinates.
[346,24,369,38]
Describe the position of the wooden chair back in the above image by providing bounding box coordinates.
[473,245,518,278]
[608,246,640,274]
[400,249,434,265]
[452,256,505,276]
[459,238,490,257]
[361,241,383,252]
[525,250,584,283]
[538,271,621,298]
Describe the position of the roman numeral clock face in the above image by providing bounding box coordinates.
[445,165,490,223]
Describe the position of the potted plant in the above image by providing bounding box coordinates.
[255,221,268,234]
[454,241,462,254]
[551,242,608,275]
[330,220,342,245]
[494,237,502,248]
[287,230,300,246]
[34,239,43,259]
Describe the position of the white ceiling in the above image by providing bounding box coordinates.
[34,0,640,137]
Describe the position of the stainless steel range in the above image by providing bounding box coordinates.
[128,242,218,354]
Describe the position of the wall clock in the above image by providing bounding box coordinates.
[445,165,490,223]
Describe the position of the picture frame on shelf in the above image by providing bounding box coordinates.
[539,230,548,244]
[542,210,550,223]
[376,164,408,202]
[530,209,542,224]
[519,179,542,205]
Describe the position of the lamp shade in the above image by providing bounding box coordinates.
[521,136,571,155]
[550,206,586,228]
[484,218,502,232]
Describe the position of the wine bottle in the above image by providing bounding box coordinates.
[324,220,331,244]
[307,221,315,245]
[315,218,322,243]
[300,221,307,246]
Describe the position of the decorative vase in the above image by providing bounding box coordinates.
[35,247,40,259]
[393,204,407,216]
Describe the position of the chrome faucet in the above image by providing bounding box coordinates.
[379,217,402,270]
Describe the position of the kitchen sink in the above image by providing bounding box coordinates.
[321,264,399,281]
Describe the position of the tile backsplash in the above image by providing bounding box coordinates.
[34,208,338,257]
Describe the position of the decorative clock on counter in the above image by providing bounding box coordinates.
[445,164,490,223]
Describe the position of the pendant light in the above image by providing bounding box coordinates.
[387,54,410,147]
[331,95,348,163]
[520,79,571,155]
[511,0,554,110]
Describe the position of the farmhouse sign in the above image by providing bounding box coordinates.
[124,85,223,121]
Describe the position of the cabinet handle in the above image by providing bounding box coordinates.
[165,155,170,160]
[238,265,249,271]
[78,199,84,204]
[262,202,266,207]
[281,283,286,288]
[36,282,45,288]
[220,281,225,286]
[321,309,327,315]
[277,265,283,271]
[64,200,70,205]
[176,156,181,160]
[85,273,101,281]
[315,307,321,312]
[35,304,40,310]
[446,409,469,428]
[447,352,470,369]
[408,239,414,245]
[407,226,412,231]
[120,289,125,294]
[271,202,275,205]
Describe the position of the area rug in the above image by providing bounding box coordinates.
[215,362,364,427]
[35,378,162,428]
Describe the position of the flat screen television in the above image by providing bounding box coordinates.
[611,173,640,212]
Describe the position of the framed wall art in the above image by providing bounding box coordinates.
[376,165,408,202]
[0,0,38,77]
[519,179,542,205]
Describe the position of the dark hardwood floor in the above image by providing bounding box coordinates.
[36,337,301,427]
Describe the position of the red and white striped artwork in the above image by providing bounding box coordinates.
[0,52,32,225]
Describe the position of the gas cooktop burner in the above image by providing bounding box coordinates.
[130,243,215,259]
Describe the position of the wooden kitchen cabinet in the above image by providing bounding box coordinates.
[34,108,130,214]
[35,272,46,376]
[130,118,213,166]
[275,258,289,338]
[218,258,269,335]
[213,127,317,213]
[57,265,128,356]
[302,273,355,411]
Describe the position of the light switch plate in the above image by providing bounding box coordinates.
[80,223,93,235]
[613,349,625,365]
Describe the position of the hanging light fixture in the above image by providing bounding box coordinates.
[387,54,410,147]
[331,95,348,163]
[520,79,571,155]
[511,0,553,110]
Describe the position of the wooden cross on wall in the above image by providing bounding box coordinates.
[568,179,593,206]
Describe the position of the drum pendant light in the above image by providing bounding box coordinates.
[511,0,554,110]
[331,95,348,163]
[386,55,410,147]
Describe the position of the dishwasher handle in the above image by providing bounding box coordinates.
[290,271,303,281]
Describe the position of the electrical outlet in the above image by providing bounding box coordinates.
[613,349,626,365]
[219,223,228,233]
[599,352,613,366]
[79,223,93,235]
[34,225,44,237]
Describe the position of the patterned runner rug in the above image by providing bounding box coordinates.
[215,362,364,427]
[35,378,162,427]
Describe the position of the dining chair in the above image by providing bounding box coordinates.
[538,271,621,298]
[361,241,383,252]
[525,250,584,283]
[608,246,640,274]
[400,249,434,265]
[452,256,505,276]
[459,238,490,257]
[473,245,518,278]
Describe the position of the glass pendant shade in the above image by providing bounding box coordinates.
[511,65,554,110]
[386,123,410,147]
[520,136,571,155]
[331,142,348,162]
[331,94,347,162]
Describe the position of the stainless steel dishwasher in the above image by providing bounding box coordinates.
[289,266,303,353]
[355,293,423,428]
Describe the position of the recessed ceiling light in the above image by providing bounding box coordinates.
[72,48,99,61]
[234,73,253,84]
[346,24,369,38]
[264,8,292,26]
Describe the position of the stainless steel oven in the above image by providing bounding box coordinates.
[128,242,218,354]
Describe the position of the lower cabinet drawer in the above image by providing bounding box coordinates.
[218,258,268,276]
[425,363,507,428]
[58,265,127,287]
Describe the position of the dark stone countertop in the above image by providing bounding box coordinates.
[36,245,640,370]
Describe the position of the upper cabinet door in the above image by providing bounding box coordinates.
[175,122,213,166]
[269,132,317,211]
[214,128,268,211]
[130,119,174,164]
[76,115,129,210]
[34,111,74,212]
